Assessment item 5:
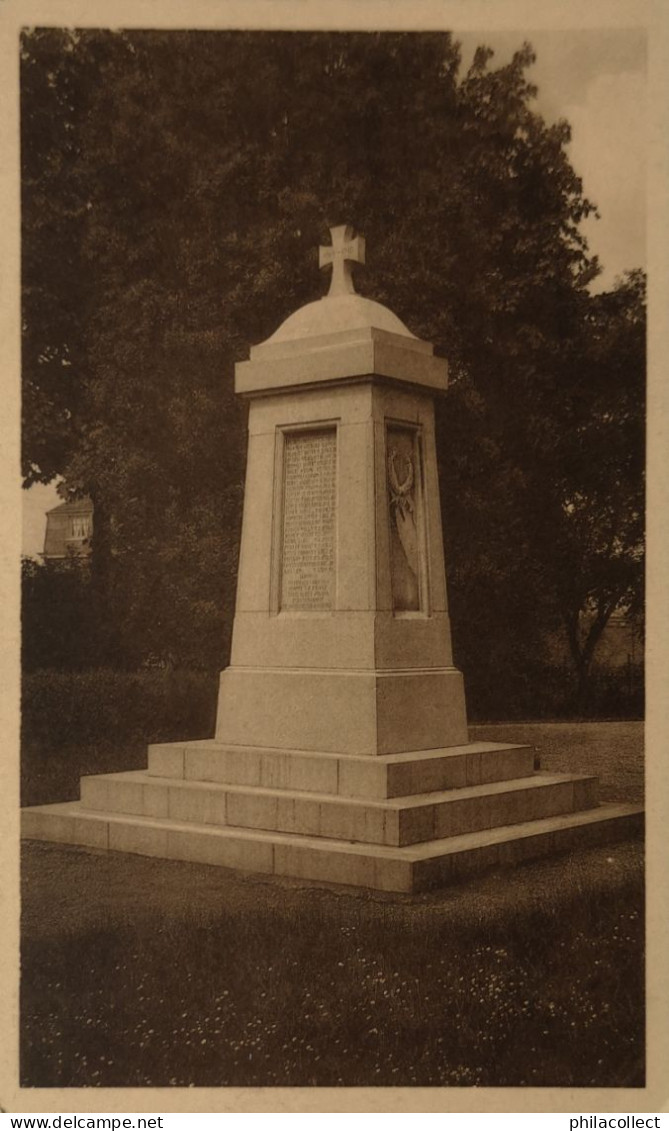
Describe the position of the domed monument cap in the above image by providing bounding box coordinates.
[264,224,415,344]
[235,224,448,396]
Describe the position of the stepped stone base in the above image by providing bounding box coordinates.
[21,738,643,893]
[146,739,535,798]
[21,800,642,893]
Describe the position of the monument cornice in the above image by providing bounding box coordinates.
[235,325,448,397]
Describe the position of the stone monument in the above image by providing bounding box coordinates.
[22,225,643,891]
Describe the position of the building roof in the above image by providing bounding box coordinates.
[45,497,94,516]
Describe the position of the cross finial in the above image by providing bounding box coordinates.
[318,224,366,297]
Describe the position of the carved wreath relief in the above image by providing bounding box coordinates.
[387,427,423,612]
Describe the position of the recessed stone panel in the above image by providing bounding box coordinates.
[386,425,425,613]
[280,428,337,612]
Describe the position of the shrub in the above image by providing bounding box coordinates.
[464,660,644,722]
[22,557,103,671]
[21,668,218,805]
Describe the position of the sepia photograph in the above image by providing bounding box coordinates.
[3,0,662,1112]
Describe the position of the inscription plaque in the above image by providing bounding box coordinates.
[280,429,337,611]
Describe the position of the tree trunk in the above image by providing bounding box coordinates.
[564,602,616,717]
[574,656,593,717]
[89,490,120,665]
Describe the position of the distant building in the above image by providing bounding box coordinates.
[43,498,93,560]
[546,605,642,671]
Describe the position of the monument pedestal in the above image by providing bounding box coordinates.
[22,226,643,891]
[22,747,642,892]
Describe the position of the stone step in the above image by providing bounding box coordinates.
[80,769,598,847]
[21,800,644,894]
[147,739,535,799]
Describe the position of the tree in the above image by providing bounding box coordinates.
[21,30,130,485]
[22,30,642,694]
[532,271,645,710]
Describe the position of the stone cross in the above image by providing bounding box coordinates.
[319,224,366,297]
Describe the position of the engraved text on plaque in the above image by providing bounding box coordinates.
[280,429,337,611]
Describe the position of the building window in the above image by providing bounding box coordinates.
[70,517,91,540]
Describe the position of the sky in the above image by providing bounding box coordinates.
[21,26,648,558]
[457,27,646,292]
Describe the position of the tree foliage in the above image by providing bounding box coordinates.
[21,30,644,702]
[533,270,645,706]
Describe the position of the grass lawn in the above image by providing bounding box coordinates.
[21,721,644,1089]
[471,721,644,804]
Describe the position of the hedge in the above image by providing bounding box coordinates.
[22,661,643,807]
[22,668,218,806]
[464,661,644,723]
